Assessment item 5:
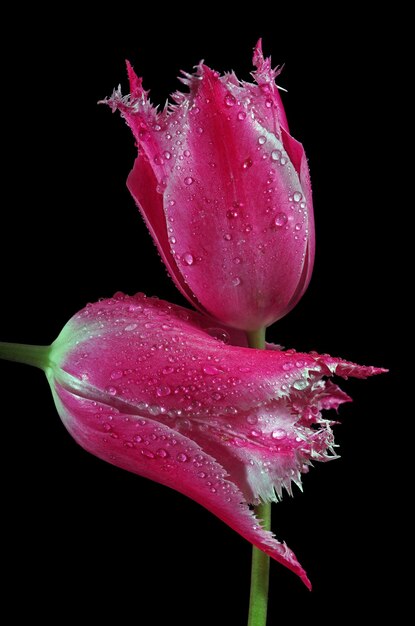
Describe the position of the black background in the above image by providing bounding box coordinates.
[0,8,405,624]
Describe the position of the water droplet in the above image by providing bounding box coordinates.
[280,156,287,165]
[198,471,206,478]
[226,209,238,219]
[141,449,155,459]
[156,385,171,397]
[232,277,241,287]
[110,370,123,380]
[237,111,246,121]
[169,199,176,206]
[125,323,138,331]
[197,127,204,134]
[163,150,172,160]
[274,212,288,227]
[106,386,117,396]
[247,415,258,425]
[293,379,308,390]
[258,136,267,145]
[282,362,292,371]
[271,150,281,161]
[244,225,252,233]
[184,149,191,157]
[224,94,236,107]
[177,453,188,462]
[184,176,194,185]
[206,328,230,343]
[233,257,241,264]
[242,158,253,170]
[265,98,273,108]
[293,191,302,202]
[212,392,223,401]
[162,366,175,375]
[203,365,224,376]
[295,223,302,231]
[156,448,168,458]
[251,429,262,437]
[182,252,194,266]
[272,428,286,440]
[154,154,164,165]
[169,236,176,244]
[223,233,232,241]
[300,201,306,209]
[134,435,142,443]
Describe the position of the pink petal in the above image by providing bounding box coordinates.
[53,380,311,589]
[127,154,202,311]
[164,65,310,330]
[251,38,289,133]
[56,293,385,503]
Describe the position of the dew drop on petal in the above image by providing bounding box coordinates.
[184,176,194,185]
[182,252,194,266]
[237,111,246,121]
[226,209,238,219]
[203,365,224,375]
[293,191,303,202]
[224,94,236,107]
[156,386,171,397]
[163,150,172,160]
[274,212,288,227]
[157,448,169,458]
[242,158,253,170]
[206,328,230,343]
[133,435,142,443]
[110,370,123,380]
[247,415,258,425]
[141,449,155,459]
[232,277,241,286]
[272,428,286,440]
[177,453,188,462]
[106,386,117,396]
[293,379,308,390]
[258,136,267,145]
[271,150,281,161]
[223,233,232,241]
[125,323,138,331]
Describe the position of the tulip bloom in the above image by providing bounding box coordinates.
[0,293,385,588]
[105,40,314,332]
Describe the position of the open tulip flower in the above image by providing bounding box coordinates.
[0,293,384,589]
[105,40,314,332]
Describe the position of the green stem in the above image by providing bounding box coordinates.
[0,342,49,370]
[246,328,270,626]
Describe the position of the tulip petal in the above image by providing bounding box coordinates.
[277,128,315,318]
[251,38,289,132]
[127,154,202,310]
[163,65,310,330]
[51,379,311,589]
[53,293,385,505]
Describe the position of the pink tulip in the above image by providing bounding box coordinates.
[104,40,315,331]
[1,293,385,588]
